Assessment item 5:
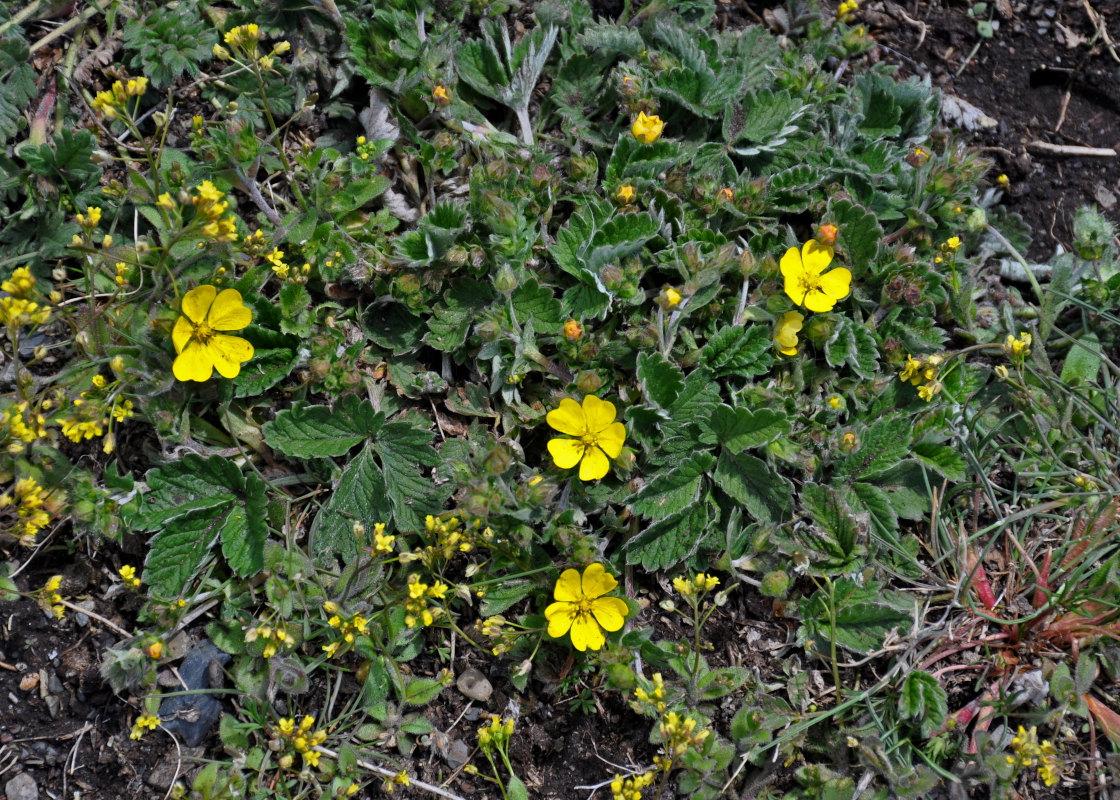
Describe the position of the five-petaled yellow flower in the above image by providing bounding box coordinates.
[172,285,254,382]
[546,395,626,481]
[774,310,804,356]
[631,111,664,144]
[780,239,852,313]
[545,563,629,651]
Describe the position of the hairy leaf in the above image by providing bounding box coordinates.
[264,395,384,459]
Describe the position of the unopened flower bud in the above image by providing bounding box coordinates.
[493,265,518,294]
[759,570,790,598]
[575,371,602,394]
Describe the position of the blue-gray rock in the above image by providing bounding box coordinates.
[157,640,230,747]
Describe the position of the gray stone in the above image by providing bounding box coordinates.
[456,668,492,702]
[5,772,39,800]
[158,640,231,747]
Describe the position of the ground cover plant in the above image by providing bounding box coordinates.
[1,0,1119,798]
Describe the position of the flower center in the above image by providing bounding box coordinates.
[191,321,215,344]
[798,274,821,298]
[579,433,598,449]
[576,598,594,617]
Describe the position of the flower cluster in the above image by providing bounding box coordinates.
[129,712,161,740]
[633,673,667,714]
[0,267,52,331]
[1007,725,1060,787]
[321,602,369,659]
[477,716,515,754]
[190,181,239,243]
[245,622,295,659]
[119,565,141,590]
[546,395,627,482]
[1,476,53,546]
[172,285,254,382]
[836,0,859,21]
[367,521,396,555]
[90,77,148,120]
[40,575,65,619]
[657,711,710,763]
[380,771,410,794]
[1,402,49,449]
[899,353,944,402]
[544,563,629,652]
[1003,331,1031,361]
[404,573,449,628]
[672,573,719,597]
[610,770,656,800]
[276,715,328,769]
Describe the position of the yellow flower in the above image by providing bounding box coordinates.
[171,285,254,382]
[774,310,804,356]
[899,354,922,382]
[224,24,261,49]
[827,395,842,409]
[546,395,627,481]
[780,240,851,312]
[631,111,664,144]
[563,319,583,341]
[545,563,629,651]
[119,565,141,589]
[661,287,682,309]
[717,186,734,202]
[433,84,451,105]
[943,236,961,252]
[616,184,635,204]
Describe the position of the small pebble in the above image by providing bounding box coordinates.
[456,668,493,702]
[5,772,39,800]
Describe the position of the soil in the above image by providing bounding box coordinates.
[4,1,1119,799]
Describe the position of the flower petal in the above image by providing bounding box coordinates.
[818,267,852,303]
[545,601,576,638]
[569,613,605,652]
[173,342,214,382]
[206,289,252,331]
[546,398,588,437]
[595,422,626,458]
[779,246,804,281]
[554,568,583,602]
[591,596,629,632]
[578,446,611,481]
[580,562,618,599]
[171,315,194,354]
[803,289,836,313]
[205,334,254,378]
[582,394,617,434]
[180,285,216,324]
[548,437,585,470]
[801,240,834,274]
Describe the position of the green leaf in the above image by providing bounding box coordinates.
[308,445,389,567]
[706,405,789,451]
[698,666,750,700]
[898,670,948,738]
[605,134,684,184]
[637,351,684,410]
[365,303,426,354]
[828,200,882,279]
[845,482,899,546]
[145,507,222,598]
[585,212,661,274]
[223,473,268,577]
[506,775,529,800]
[624,498,712,570]
[910,441,967,481]
[1060,331,1101,387]
[838,416,911,481]
[134,454,245,529]
[480,580,533,616]
[715,451,792,523]
[376,422,449,531]
[800,484,863,572]
[700,325,774,378]
[629,452,715,520]
[799,579,914,655]
[264,395,384,458]
[511,279,562,334]
[725,89,806,155]
[401,676,445,706]
[425,278,494,352]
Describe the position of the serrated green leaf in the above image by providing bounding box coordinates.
[801,484,862,570]
[910,441,967,481]
[366,303,425,354]
[512,279,562,334]
[715,451,792,523]
[898,670,948,737]
[725,89,806,155]
[134,454,244,529]
[264,396,384,459]
[637,351,684,410]
[605,134,684,184]
[706,405,789,451]
[223,473,268,577]
[586,212,661,273]
[376,421,449,531]
[480,580,533,616]
[799,578,913,655]
[846,482,900,545]
[309,445,389,567]
[144,506,222,598]
[629,451,714,520]
[624,499,711,570]
[828,200,882,279]
[700,325,774,378]
[425,278,494,352]
[839,416,911,481]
